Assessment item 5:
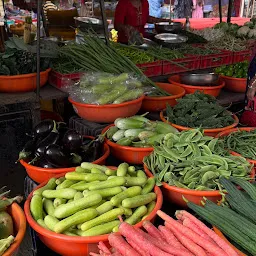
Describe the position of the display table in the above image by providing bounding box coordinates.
[173,17,250,30]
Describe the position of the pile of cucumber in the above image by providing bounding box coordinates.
[30,163,157,236]
[106,115,178,147]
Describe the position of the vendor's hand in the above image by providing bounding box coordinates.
[247,87,256,101]
[124,26,136,38]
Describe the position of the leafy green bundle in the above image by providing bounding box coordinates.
[166,91,234,128]
[0,37,58,75]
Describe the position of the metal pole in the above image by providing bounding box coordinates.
[36,0,41,102]
[99,0,109,46]
[219,0,222,22]
[227,0,233,22]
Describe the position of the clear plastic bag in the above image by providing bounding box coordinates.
[64,72,146,105]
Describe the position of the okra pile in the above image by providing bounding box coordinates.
[30,163,156,236]
[144,129,253,190]
[106,115,178,147]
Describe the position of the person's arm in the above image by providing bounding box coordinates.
[147,16,169,23]
[247,76,256,100]
[114,0,133,36]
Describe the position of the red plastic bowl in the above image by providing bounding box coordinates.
[160,111,239,137]
[217,127,256,165]
[144,164,255,208]
[69,95,145,123]
[0,68,51,93]
[213,227,245,256]
[20,136,110,184]
[141,83,185,112]
[220,75,247,93]
[3,203,26,256]
[24,172,163,256]
[102,125,153,164]
[168,75,225,97]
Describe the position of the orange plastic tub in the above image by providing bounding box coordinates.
[168,75,225,97]
[141,83,185,112]
[217,127,256,165]
[69,95,145,123]
[20,136,110,184]
[0,68,51,93]
[3,203,26,256]
[24,172,163,256]
[160,111,239,137]
[220,75,247,93]
[213,227,246,256]
[144,164,255,208]
[102,125,153,164]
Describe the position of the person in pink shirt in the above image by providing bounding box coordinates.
[192,0,204,18]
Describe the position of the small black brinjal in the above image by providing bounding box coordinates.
[44,144,71,167]
[62,130,83,152]
[34,156,58,168]
[33,119,54,138]
[35,121,59,157]
[17,138,37,162]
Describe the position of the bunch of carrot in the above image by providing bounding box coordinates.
[90,210,239,256]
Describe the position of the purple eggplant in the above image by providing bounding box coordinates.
[33,119,54,138]
[35,121,59,157]
[63,130,83,152]
[44,144,71,167]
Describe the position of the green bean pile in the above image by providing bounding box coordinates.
[144,129,252,191]
[177,45,220,56]
[222,129,256,160]
[113,44,155,64]
[146,47,185,61]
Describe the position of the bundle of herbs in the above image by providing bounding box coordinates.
[0,37,58,76]
[165,91,234,129]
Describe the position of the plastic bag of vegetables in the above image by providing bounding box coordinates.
[62,72,149,105]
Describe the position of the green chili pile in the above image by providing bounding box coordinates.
[222,129,256,160]
[113,44,155,64]
[144,129,253,190]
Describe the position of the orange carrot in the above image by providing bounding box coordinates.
[157,210,228,256]
[176,210,239,256]
[158,225,190,251]
[142,220,164,240]
[119,222,173,256]
[126,237,148,256]
[136,227,193,256]
[108,233,141,256]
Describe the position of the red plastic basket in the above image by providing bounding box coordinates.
[162,56,200,75]
[137,61,163,77]
[49,70,85,89]
[233,49,252,64]
[200,50,233,69]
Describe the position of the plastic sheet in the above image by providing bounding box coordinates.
[62,72,153,105]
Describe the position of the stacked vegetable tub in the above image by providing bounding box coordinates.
[13,70,256,256]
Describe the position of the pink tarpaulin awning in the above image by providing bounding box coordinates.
[173,17,250,29]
